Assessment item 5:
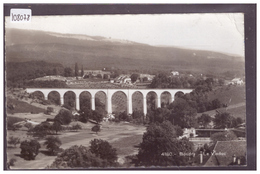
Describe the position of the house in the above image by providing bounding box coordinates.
[229,78,244,85]
[139,74,155,81]
[83,69,111,78]
[171,71,179,76]
[115,75,132,84]
[204,140,246,166]
[123,77,131,84]
[179,128,198,139]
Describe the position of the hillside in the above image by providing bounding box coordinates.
[207,85,246,106]
[196,85,246,120]
[5,28,244,75]
[6,97,46,114]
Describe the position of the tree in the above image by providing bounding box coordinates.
[91,110,104,123]
[75,63,79,77]
[118,111,129,121]
[174,125,184,137]
[231,117,243,128]
[218,78,225,86]
[213,112,234,129]
[90,139,118,166]
[78,108,92,123]
[46,107,54,114]
[24,122,33,130]
[136,121,194,166]
[198,114,212,128]
[168,98,197,128]
[143,77,148,82]
[52,120,62,134]
[211,99,222,109]
[80,65,84,77]
[96,74,102,79]
[64,67,73,77]
[63,92,76,110]
[147,108,171,124]
[71,124,82,132]
[53,68,58,75]
[130,73,140,83]
[20,139,41,160]
[31,121,52,137]
[8,136,20,147]
[44,136,62,155]
[103,74,109,79]
[91,125,100,134]
[47,145,115,168]
[6,158,16,169]
[132,110,145,124]
[210,131,237,144]
[55,109,72,125]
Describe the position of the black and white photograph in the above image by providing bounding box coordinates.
[3,4,256,170]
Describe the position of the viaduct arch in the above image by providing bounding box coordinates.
[26,88,193,115]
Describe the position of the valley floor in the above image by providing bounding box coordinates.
[6,120,146,169]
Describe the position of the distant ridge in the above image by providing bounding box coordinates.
[5,28,244,74]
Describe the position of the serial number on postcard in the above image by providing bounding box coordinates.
[10,9,31,22]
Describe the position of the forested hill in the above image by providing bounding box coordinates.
[6,61,65,88]
[5,28,244,75]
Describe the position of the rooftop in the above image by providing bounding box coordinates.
[204,140,246,166]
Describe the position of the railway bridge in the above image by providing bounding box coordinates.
[26,88,193,115]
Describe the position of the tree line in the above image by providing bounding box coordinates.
[6,61,64,88]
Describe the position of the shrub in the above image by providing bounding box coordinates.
[6,158,16,169]
[91,125,100,134]
[62,104,74,111]
[7,116,25,130]
[118,111,129,121]
[20,139,41,160]
[44,136,62,155]
[46,107,54,115]
[71,124,82,132]
[10,124,22,131]
[41,99,51,105]
[24,122,33,130]
[132,110,144,124]
[8,136,20,147]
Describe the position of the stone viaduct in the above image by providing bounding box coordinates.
[26,88,193,115]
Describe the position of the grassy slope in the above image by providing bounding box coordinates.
[6,97,46,114]
[207,85,246,105]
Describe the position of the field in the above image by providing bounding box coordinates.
[6,117,146,169]
[5,94,147,168]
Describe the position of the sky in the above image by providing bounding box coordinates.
[5,13,245,57]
